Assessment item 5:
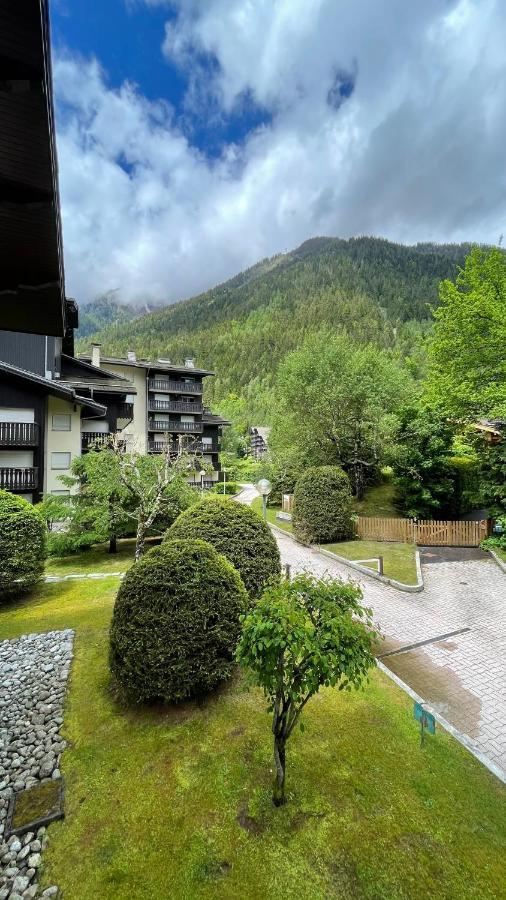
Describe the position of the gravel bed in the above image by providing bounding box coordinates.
[0,631,74,899]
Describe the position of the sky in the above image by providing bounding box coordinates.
[50,0,506,305]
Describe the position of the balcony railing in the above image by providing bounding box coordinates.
[148,439,204,454]
[148,379,202,394]
[116,402,134,419]
[0,422,39,446]
[148,400,203,414]
[0,467,38,491]
[82,432,113,448]
[148,419,204,433]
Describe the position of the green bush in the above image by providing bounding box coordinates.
[166,496,281,598]
[211,481,239,496]
[0,491,46,600]
[292,466,354,544]
[109,539,248,703]
[46,530,99,557]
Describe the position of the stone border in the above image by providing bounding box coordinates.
[376,660,506,785]
[268,522,424,593]
[488,549,506,574]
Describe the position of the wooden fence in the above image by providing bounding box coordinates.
[356,516,489,547]
[282,493,294,513]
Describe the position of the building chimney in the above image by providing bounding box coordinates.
[91,343,101,368]
[127,350,137,363]
[184,357,195,368]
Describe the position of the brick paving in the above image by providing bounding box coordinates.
[237,486,506,775]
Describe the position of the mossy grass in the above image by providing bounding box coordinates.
[0,578,504,898]
[10,780,63,834]
[45,537,160,577]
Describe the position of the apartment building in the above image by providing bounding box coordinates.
[81,347,229,486]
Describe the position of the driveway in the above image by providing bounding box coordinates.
[238,486,506,776]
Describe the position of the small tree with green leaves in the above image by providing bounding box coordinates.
[236,573,378,806]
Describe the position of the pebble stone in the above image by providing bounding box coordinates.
[0,630,73,898]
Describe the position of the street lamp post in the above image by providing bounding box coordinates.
[199,469,206,494]
[257,478,272,522]
[223,469,227,495]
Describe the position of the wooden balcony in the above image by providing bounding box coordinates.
[0,467,38,491]
[0,422,39,446]
[148,419,204,434]
[116,402,134,419]
[148,379,202,394]
[148,400,203,414]
[148,439,204,454]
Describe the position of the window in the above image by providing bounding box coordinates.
[51,452,71,470]
[51,489,70,496]
[202,437,213,447]
[52,414,71,431]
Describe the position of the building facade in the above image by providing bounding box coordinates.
[80,347,229,487]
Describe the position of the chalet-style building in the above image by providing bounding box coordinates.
[249,426,270,460]
[80,347,229,488]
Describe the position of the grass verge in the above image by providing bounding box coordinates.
[253,499,417,584]
[45,537,159,577]
[0,581,504,899]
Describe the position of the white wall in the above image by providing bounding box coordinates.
[100,363,147,453]
[45,397,82,494]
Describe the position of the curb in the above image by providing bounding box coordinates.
[268,522,424,593]
[488,549,506,574]
[376,660,506,785]
[45,572,125,583]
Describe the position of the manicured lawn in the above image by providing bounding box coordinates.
[253,498,417,584]
[496,547,506,563]
[45,537,159,576]
[253,497,294,533]
[323,539,418,585]
[353,482,400,518]
[0,577,504,898]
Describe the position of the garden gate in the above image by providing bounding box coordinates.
[356,516,489,547]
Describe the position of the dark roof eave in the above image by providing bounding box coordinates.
[79,355,214,376]
[0,359,105,415]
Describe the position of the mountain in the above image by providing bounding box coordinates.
[76,236,473,421]
[76,294,155,339]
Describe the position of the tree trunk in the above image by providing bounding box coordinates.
[108,534,117,554]
[135,519,147,560]
[273,734,286,806]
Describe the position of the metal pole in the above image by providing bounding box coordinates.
[223,469,226,495]
[262,494,267,522]
[377,555,384,576]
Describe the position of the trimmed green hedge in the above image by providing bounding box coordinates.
[0,490,46,601]
[292,466,354,544]
[109,539,248,703]
[211,481,239,496]
[166,496,281,599]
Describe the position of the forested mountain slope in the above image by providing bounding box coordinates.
[77,294,155,339]
[77,237,473,420]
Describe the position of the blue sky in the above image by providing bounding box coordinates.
[49,0,506,306]
[51,0,271,159]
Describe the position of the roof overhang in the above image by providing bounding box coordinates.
[0,358,106,417]
[0,0,66,336]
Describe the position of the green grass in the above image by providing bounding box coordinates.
[253,498,417,584]
[323,540,418,585]
[45,537,159,576]
[496,547,506,563]
[0,581,504,899]
[353,482,400,518]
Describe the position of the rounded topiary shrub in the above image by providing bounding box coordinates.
[292,466,354,544]
[165,496,281,599]
[109,538,248,703]
[0,490,46,601]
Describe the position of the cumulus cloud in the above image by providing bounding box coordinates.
[54,0,506,304]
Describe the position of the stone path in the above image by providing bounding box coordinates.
[0,631,74,899]
[238,486,506,777]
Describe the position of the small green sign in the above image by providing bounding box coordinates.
[414,702,436,746]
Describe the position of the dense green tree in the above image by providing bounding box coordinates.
[426,247,506,420]
[236,574,378,805]
[0,491,46,600]
[392,407,457,518]
[292,466,354,544]
[270,332,414,498]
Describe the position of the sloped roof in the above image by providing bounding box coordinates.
[0,0,66,336]
[0,358,106,418]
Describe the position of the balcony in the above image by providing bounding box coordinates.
[148,379,202,394]
[116,402,134,419]
[148,400,203,414]
[0,422,39,446]
[148,438,204,454]
[0,467,38,491]
[148,419,204,434]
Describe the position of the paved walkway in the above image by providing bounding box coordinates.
[238,486,506,776]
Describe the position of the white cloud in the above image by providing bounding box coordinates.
[54,0,506,304]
